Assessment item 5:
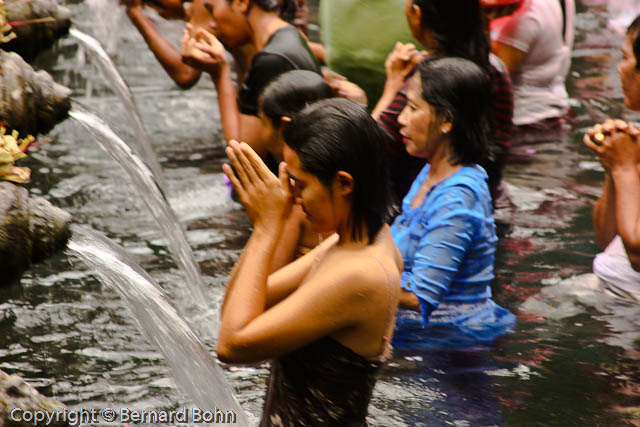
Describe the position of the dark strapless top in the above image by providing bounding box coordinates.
[260,337,383,427]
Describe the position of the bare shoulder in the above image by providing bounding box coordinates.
[311,227,401,298]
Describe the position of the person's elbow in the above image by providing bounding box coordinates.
[216,335,257,364]
[216,340,243,363]
[173,73,199,89]
[399,288,421,312]
[215,342,237,364]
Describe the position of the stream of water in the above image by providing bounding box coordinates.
[69,107,207,306]
[68,27,168,195]
[67,226,248,426]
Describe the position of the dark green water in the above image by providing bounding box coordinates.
[2,0,639,425]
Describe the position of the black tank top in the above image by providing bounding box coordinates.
[260,250,397,426]
[260,337,382,427]
[238,25,321,116]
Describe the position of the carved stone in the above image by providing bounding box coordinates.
[0,49,71,135]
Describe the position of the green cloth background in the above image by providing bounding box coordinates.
[319,0,418,104]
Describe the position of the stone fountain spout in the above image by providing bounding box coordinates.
[0,49,71,135]
[0,181,72,284]
[1,0,71,60]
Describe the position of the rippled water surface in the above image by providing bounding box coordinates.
[4,0,640,425]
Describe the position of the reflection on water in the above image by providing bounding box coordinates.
[2,0,639,425]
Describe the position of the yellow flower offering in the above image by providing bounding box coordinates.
[0,126,35,183]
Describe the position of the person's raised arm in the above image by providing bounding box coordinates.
[265,232,339,308]
[218,141,293,335]
[218,142,377,363]
[592,173,618,250]
[372,43,427,120]
[181,28,269,155]
[585,121,640,269]
[585,123,618,249]
[121,0,201,88]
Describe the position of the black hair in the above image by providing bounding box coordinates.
[282,98,393,244]
[628,14,640,70]
[260,70,333,126]
[227,0,297,18]
[416,56,491,165]
[412,0,490,72]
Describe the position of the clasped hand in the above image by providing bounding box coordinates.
[584,119,640,172]
[323,70,368,107]
[222,141,293,229]
[181,24,226,76]
[385,42,429,83]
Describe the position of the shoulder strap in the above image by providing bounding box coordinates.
[558,0,567,43]
[367,254,397,359]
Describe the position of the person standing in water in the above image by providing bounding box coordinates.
[257,70,334,270]
[218,98,401,425]
[490,0,575,128]
[584,15,640,301]
[181,0,321,158]
[391,57,515,349]
[373,0,514,204]
[120,0,255,88]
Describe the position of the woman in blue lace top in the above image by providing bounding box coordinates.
[391,57,515,349]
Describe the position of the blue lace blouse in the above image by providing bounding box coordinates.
[390,164,515,347]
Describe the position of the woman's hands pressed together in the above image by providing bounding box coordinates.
[584,119,640,173]
[222,140,294,229]
[181,24,227,77]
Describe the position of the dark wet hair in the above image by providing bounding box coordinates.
[282,98,393,243]
[628,14,640,70]
[416,57,491,165]
[260,70,333,126]
[412,0,490,72]
[227,0,297,18]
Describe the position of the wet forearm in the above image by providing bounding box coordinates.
[218,224,283,351]
[126,8,199,87]
[212,65,240,143]
[612,165,640,258]
[371,78,404,120]
[593,174,618,250]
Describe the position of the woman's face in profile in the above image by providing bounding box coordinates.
[619,32,640,111]
[201,0,251,48]
[282,145,337,233]
[189,0,218,36]
[398,74,446,159]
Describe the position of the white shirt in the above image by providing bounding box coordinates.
[491,0,575,125]
[593,236,640,301]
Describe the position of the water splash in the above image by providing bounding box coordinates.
[69,27,167,194]
[69,108,207,305]
[67,227,249,426]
